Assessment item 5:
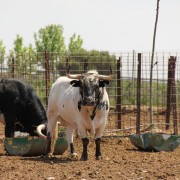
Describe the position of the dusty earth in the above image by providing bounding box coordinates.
[0,135,180,180]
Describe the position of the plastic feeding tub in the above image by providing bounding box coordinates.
[129,132,180,152]
[4,132,68,156]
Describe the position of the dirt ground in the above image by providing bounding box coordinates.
[0,135,180,180]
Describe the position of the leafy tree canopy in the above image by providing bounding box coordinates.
[0,39,6,55]
[13,34,27,55]
[34,24,66,53]
[68,33,83,53]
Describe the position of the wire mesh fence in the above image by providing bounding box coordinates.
[0,51,180,137]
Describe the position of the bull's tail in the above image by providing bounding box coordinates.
[36,123,47,138]
[36,122,60,139]
[46,122,59,156]
[48,122,58,156]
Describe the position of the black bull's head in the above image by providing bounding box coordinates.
[67,67,112,107]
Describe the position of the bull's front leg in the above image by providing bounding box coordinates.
[5,123,14,137]
[94,122,106,160]
[81,137,89,161]
[4,112,16,137]
[95,138,102,160]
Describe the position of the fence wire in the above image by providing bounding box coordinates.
[0,51,180,137]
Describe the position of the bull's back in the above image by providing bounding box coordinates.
[48,77,80,123]
[0,79,47,124]
[0,79,28,109]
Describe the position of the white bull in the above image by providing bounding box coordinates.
[45,68,112,160]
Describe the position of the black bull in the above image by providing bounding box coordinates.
[0,78,47,137]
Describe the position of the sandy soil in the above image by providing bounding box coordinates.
[0,136,180,180]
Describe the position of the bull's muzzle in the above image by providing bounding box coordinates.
[82,97,95,106]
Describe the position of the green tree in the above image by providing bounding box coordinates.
[0,39,6,55]
[68,33,83,53]
[25,44,37,73]
[0,39,6,65]
[9,35,36,75]
[12,34,26,69]
[14,34,24,54]
[34,24,66,53]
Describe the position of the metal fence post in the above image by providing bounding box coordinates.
[66,56,69,71]
[84,60,88,73]
[12,57,15,78]
[136,53,141,134]
[66,51,69,71]
[44,51,50,107]
[166,58,172,129]
[116,57,122,129]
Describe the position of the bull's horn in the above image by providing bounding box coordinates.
[99,74,112,80]
[66,65,82,79]
[66,73,82,79]
[36,123,47,139]
[99,66,113,80]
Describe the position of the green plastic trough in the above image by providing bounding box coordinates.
[129,133,180,152]
[4,136,68,156]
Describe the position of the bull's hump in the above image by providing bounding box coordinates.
[87,70,98,74]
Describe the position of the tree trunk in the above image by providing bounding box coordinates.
[149,0,160,126]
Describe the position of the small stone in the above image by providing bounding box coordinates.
[142,170,147,173]
[76,171,82,175]
[46,177,55,180]
[113,159,119,163]
[50,161,54,164]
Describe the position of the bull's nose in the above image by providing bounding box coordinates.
[83,97,94,106]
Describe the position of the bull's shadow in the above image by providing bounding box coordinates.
[126,148,156,153]
[20,155,79,164]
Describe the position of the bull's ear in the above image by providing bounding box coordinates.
[99,80,109,87]
[70,80,80,87]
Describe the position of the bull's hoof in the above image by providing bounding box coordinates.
[67,153,79,161]
[80,156,88,161]
[96,156,102,160]
[45,153,53,159]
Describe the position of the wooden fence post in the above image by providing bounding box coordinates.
[170,56,178,134]
[166,56,177,130]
